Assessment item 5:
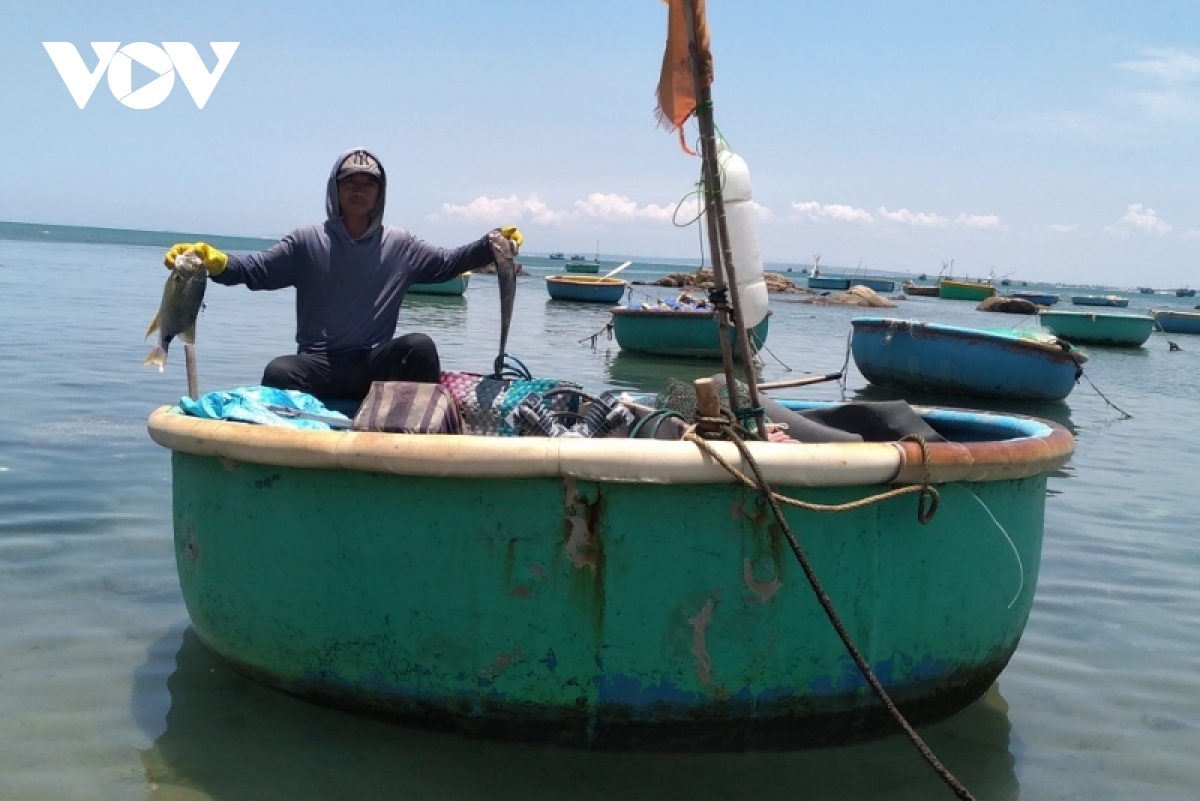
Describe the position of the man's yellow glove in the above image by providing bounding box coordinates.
[499,226,523,250]
[163,242,228,276]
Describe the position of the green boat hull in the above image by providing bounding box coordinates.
[611,310,770,359]
[1037,310,1154,347]
[938,280,996,301]
[152,405,1072,750]
[409,274,471,296]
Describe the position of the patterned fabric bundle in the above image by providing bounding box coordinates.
[439,371,581,436]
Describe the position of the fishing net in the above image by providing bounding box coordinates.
[653,375,751,423]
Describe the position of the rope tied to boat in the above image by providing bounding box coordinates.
[684,416,941,520]
[683,415,972,801]
[578,321,614,349]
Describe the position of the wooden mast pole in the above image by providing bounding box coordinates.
[681,0,767,437]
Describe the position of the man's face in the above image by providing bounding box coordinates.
[338,174,380,218]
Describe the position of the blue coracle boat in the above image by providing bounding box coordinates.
[1152,309,1200,335]
[850,318,1085,402]
[545,275,627,304]
[1009,291,1059,306]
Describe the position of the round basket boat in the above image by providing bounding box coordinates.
[147,402,1072,750]
[610,308,770,359]
[545,275,628,304]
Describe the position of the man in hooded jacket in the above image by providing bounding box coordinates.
[163,147,522,401]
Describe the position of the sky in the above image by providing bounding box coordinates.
[2,0,1199,285]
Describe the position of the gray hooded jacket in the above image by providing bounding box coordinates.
[215,147,494,355]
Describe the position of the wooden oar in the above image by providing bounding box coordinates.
[758,372,843,391]
[602,260,632,280]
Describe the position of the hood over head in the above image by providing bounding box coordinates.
[326,147,387,239]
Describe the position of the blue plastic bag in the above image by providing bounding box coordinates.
[178,386,351,430]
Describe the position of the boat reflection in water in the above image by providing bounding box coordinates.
[137,626,1020,801]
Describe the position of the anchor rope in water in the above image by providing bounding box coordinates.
[1078,368,1133,419]
[684,418,972,800]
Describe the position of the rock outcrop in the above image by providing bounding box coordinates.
[978,296,1038,314]
[790,285,897,308]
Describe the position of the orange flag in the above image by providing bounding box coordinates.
[655,0,713,155]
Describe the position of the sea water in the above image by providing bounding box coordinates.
[1,230,1198,800]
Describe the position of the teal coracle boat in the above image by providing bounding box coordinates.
[1037,310,1155,347]
[545,275,628,304]
[147,402,1073,749]
[610,308,770,358]
[408,272,471,296]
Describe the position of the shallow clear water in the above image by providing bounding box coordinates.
[1,237,1198,800]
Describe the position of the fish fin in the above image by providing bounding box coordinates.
[180,324,196,345]
[143,345,168,372]
[144,310,161,340]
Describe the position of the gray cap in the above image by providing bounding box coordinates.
[337,150,382,181]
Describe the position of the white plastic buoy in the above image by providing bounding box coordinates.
[712,139,769,328]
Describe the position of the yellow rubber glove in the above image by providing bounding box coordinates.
[499,225,523,250]
[163,242,227,276]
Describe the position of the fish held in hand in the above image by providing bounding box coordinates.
[489,230,519,376]
[144,251,208,372]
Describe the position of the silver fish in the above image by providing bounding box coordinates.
[144,251,207,372]
[489,231,518,376]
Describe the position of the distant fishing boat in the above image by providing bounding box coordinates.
[851,318,1084,401]
[1138,287,1156,294]
[408,272,470,296]
[545,275,627,304]
[565,261,601,274]
[1037,310,1154,347]
[1009,291,1060,306]
[566,241,602,273]
[806,255,849,291]
[610,308,770,358]
[1175,287,1195,297]
[849,277,896,293]
[549,252,565,260]
[902,281,940,297]
[1070,295,1129,308]
[1152,309,1200,335]
[808,275,851,291]
[939,278,996,301]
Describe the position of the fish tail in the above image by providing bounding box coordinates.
[143,344,168,372]
[144,310,161,340]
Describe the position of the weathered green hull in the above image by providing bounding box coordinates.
[161,409,1063,749]
[1037,310,1154,347]
[611,310,770,359]
[409,274,470,296]
[939,279,996,301]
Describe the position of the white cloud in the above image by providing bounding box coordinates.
[433,192,703,226]
[1049,224,1076,233]
[877,207,949,227]
[1131,90,1200,122]
[436,194,571,225]
[791,201,874,224]
[1118,48,1200,83]
[955,213,1003,230]
[1104,203,1172,237]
